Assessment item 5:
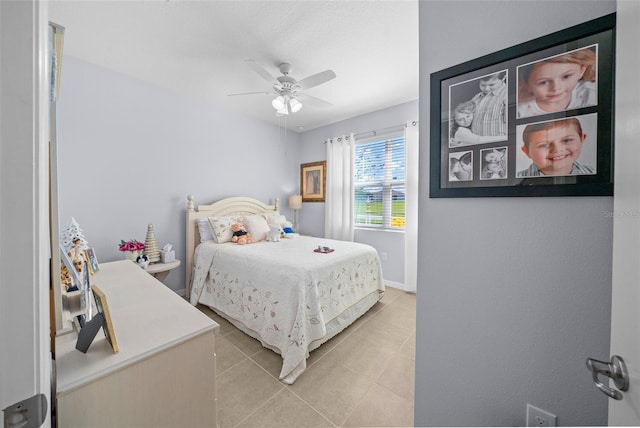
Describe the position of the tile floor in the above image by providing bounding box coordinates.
[198,285,416,428]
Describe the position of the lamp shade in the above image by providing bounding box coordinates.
[289,98,303,113]
[289,194,302,210]
[272,95,285,110]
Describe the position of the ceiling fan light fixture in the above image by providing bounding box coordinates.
[272,95,285,110]
[276,105,289,116]
[289,98,302,113]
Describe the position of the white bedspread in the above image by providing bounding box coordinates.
[190,236,384,383]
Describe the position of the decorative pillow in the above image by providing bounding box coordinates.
[243,215,270,242]
[197,218,215,243]
[208,215,243,243]
[262,212,287,228]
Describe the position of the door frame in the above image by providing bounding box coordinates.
[0,0,51,424]
[609,0,640,424]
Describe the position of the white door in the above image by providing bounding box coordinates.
[0,1,51,426]
[606,0,640,424]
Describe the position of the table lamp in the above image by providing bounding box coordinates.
[289,194,302,232]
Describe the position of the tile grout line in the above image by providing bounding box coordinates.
[230,387,288,428]
[335,363,380,427]
[284,385,340,428]
[214,334,251,378]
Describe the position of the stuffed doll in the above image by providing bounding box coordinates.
[136,254,150,269]
[68,237,86,266]
[282,221,294,234]
[266,224,282,242]
[230,222,252,245]
[282,221,298,239]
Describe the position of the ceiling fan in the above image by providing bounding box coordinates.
[229,60,336,115]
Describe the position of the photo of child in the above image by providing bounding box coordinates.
[480,147,507,180]
[469,71,508,138]
[449,101,508,147]
[516,114,597,177]
[448,70,508,147]
[449,151,473,182]
[517,45,597,118]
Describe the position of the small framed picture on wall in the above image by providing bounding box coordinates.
[300,161,326,202]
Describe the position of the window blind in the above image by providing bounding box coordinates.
[354,135,406,230]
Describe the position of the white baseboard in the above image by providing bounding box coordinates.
[385,280,414,293]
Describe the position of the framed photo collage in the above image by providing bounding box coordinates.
[430,13,615,198]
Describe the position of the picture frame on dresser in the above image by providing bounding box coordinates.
[75,284,119,354]
[84,247,100,274]
[60,244,82,288]
[91,285,119,353]
[429,13,615,198]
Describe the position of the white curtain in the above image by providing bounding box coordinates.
[404,121,419,293]
[324,133,355,241]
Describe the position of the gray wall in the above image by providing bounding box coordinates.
[298,100,418,286]
[56,57,301,294]
[415,1,616,426]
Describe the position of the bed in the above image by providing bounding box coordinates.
[185,195,385,384]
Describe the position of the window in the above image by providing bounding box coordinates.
[354,134,405,230]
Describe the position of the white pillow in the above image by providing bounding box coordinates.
[208,215,243,243]
[262,212,287,227]
[243,215,270,242]
[197,218,215,243]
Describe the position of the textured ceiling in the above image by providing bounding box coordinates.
[48,0,418,132]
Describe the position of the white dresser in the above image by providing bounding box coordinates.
[55,260,218,427]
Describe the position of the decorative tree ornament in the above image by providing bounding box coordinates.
[144,223,160,263]
[60,217,90,287]
[60,217,89,254]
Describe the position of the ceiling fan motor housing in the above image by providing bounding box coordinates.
[278,63,292,75]
[276,76,299,94]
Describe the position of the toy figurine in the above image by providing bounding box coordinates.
[230,223,252,245]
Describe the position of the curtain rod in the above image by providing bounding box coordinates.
[355,122,413,139]
[323,120,418,144]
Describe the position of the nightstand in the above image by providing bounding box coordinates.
[145,259,181,282]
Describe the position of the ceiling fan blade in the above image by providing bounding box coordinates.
[245,59,279,85]
[296,92,333,108]
[297,70,336,90]
[227,91,274,97]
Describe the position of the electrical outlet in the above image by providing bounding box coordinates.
[380,251,388,261]
[526,404,557,427]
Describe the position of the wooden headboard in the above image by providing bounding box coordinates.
[185,195,279,296]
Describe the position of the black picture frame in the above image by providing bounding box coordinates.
[430,13,615,198]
